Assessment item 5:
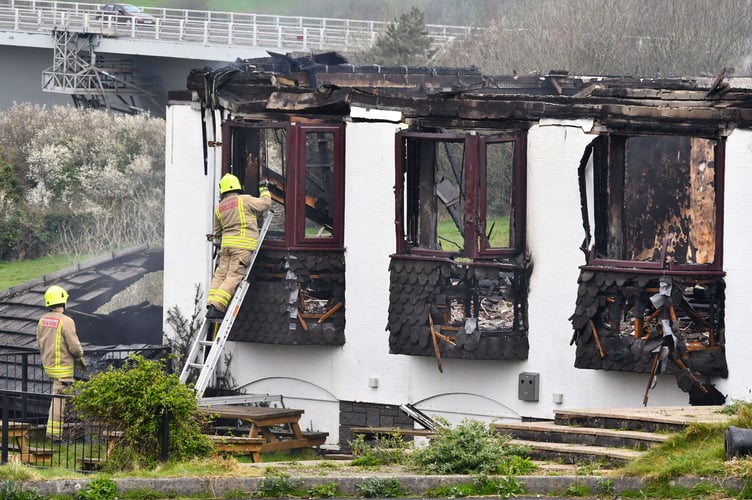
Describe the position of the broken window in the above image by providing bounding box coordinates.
[224,121,344,248]
[222,120,346,347]
[585,134,722,270]
[572,132,727,403]
[396,130,526,258]
[388,129,530,362]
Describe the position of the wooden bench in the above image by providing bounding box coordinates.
[207,435,265,462]
[78,429,123,471]
[79,457,106,471]
[25,446,54,463]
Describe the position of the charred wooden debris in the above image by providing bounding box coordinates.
[177,52,752,395]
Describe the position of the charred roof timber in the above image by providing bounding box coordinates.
[181,53,752,133]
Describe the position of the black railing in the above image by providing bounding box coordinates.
[0,346,170,471]
[0,346,168,392]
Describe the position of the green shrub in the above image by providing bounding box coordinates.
[475,475,526,498]
[349,433,409,466]
[254,471,303,497]
[76,477,117,500]
[71,355,213,470]
[355,478,405,498]
[408,418,534,475]
[0,480,43,500]
[308,481,339,498]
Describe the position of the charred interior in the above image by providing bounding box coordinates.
[223,120,346,346]
[388,258,530,362]
[179,53,752,378]
[232,249,345,345]
[387,128,530,363]
[572,131,727,404]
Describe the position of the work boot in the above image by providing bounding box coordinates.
[206,305,225,321]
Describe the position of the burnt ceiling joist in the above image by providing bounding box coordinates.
[181,52,752,131]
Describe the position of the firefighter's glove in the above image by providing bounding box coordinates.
[206,234,215,242]
[75,357,88,374]
[259,179,271,195]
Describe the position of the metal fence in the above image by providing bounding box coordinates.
[0,0,478,54]
[0,346,170,472]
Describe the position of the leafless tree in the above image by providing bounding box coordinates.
[439,0,752,77]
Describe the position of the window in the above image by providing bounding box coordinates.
[571,132,728,389]
[388,129,530,361]
[585,134,724,270]
[223,121,344,249]
[396,130,526,258]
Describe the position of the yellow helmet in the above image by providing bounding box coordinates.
[219,173,241,195]
[44,285,69,308]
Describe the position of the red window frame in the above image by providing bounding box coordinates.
[395,130,527,259]
[222,120,345,250]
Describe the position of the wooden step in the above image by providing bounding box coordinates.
[554,406,730,432]
[495,420,668,449]
[509,438,644,465]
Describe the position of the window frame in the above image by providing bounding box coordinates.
[222,120,345,250]
[395,130,527,259]
[584,132,726,273]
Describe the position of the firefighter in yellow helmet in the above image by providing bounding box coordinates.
[206,173,271,320]
[37,285,85,441]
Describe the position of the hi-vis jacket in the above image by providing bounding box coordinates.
[213,191,272,250]
[37,311,83,380]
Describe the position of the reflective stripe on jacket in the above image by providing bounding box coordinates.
[214,191,272,250]
[37,312,83,380]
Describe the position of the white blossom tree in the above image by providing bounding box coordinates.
[0,104,165,260]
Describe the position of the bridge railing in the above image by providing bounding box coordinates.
[1,1,478,53]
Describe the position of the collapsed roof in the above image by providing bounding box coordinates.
[179,52,752,134]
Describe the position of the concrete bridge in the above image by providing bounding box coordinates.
[0,1,475,114]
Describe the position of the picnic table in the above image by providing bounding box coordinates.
[198,405,328,461]
[2,421,53,463]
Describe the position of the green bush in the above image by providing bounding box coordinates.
[71,355,213,470]
[0,480,43,500]
[355,478,406,498]
[76,477,117,500]
[408,418,535,475]
[349,432,409,466]
[254,471,303,497]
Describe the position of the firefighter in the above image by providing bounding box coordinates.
[37,285,85,441]
[206,173,271,320]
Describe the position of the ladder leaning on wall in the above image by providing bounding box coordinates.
[179,211,274,400]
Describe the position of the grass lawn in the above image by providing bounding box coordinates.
[0,254,80,290]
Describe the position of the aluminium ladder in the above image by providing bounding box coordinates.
[179,211,274,399]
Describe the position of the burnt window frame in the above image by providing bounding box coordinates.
[394,130,527,260]
[222,120,345,250]
[583,132,726,274]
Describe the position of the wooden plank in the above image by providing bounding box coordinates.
[350,426,436,438]
[207,435,264,462]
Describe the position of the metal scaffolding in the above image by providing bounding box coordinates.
[41,30,159,113]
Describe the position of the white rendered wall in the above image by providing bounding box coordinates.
[162,103,220,336]
[164,105,751,446]
[718,129,752,400]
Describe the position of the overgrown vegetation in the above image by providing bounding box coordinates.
[75,477,117,500]
[440,0,752,77]
[349,433,409,467]
[0,104,165,262]
[355,477,406,498]
[71,355,213,470]
[614,401,752,498]
[254,471,303,497]
[407,418,536,475]
[0,480,43,500]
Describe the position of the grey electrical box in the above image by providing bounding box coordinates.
[518,372,540,401]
